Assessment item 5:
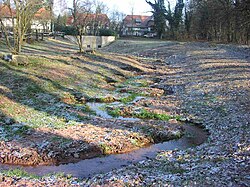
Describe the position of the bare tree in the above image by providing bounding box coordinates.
[91,0,108,36]
[0,0,44,54]
[70,0,93,52]
[34,7,51,32]
[109,8,125,35]
[45,0,54,32]
[129,0,135,36]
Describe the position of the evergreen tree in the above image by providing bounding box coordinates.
[146,0,167,39]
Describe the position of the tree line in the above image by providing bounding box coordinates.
[146,0,250,44]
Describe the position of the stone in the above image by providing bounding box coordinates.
[0,52,6,59]
[3,54,12,62]
[10,55,29,66]
[73,153,80,158]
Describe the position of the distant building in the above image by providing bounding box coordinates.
[31,7,51,32]
[122,15,154,36]
[66,14,110,35]
[0,4,15,28]
[0,5,51,32]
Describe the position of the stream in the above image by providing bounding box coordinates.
[0,98,208,179]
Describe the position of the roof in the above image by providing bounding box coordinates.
[0,5,49,19]
[0,4,15,18]
[67,14,110,26]
[123,15,154,28]
[34,7,50,20]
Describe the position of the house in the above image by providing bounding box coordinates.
[0,5,51,32]
[122,15,154,36]
[66,14,110,35]
[31,7,51,32]
[0,4,15,28]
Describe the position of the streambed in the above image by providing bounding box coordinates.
[0,98,208,179]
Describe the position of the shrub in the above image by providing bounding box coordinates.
[99,29,117,36]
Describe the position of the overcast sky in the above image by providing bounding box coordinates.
[64,0,176,15]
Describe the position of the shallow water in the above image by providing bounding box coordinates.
[0,98,208,178]
[87,102,140,121]
[0,125,208,178]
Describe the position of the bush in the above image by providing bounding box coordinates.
[99,29,117,36]
[55,25,78,35]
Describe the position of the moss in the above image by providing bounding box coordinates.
[107,108,121,117]
[99,143,112,154]
[130,138,141,147]
[2,125,33,139]
[133,109,175,121]
[1,169,40,179]
[120,93,138,103]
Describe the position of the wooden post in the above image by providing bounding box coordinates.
[36,29,38,41]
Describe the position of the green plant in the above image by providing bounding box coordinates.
[130,138,140,146]
[134,109,180,121]
[120,93,138,103]
[99,29,117,36]
[99,143,112,154]
[2,169,40,179]
[3,125,33,138]
[107,108,121,117]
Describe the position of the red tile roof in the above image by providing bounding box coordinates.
[0,5,48,19]
[0,4,15,18]
[123,15,153,28]
[34,7,50,19]
[67,14,109,26]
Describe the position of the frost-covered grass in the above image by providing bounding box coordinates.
[0,38,132,131]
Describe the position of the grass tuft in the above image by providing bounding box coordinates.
[134,109,180,121]
[2,169,40,179]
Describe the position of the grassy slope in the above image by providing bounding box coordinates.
[0,38,133,130]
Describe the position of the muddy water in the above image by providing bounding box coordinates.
[0,125,208,178]
[0,98,208,178]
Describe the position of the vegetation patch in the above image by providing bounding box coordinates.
[133,109,180,121]
[99,142,112,154]
[120,93,139,103]
[2,125,33,139]
[107,108,121,117]
[1,169,40,179]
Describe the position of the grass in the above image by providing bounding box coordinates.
[8,125,32,136]
[107,107,182,122]
[134,109,180,121]
[1,169,73,180]
[130,138,140,147]
[107,108,121,117]
[120,93,138,103]
[1,168,40,179]
[99,142,112,154]
[0,39,131,129]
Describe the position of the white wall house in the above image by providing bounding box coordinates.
[0,6,51,32]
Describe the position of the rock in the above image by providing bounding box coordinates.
[73,153,80,158]
[3,54,12,62]
[10,55,29,66]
